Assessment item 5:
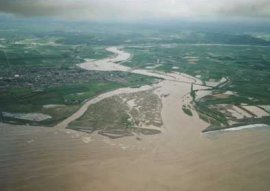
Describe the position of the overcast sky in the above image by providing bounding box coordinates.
[0,0,269,21]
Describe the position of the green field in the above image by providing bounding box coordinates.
[0,35,158,126]
[124,43,270,130]
[1,22,270,130]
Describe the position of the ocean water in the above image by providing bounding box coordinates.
[1,123,270,191]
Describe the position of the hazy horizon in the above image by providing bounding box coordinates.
[0,0,269,22]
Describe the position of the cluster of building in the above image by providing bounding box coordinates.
[0,66,131,92]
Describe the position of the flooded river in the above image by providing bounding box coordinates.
[1,47,270,191]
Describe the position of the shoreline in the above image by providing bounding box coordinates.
[202,123,270,133]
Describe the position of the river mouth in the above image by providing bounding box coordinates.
[2,47,270,191]
[54,46,206,137]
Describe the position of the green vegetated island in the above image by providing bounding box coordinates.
[1,21,270,137]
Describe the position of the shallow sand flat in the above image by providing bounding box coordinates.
[79,46,203,85]
[79,47,131,72]
[54,85,154,129]
[2,112,52,122]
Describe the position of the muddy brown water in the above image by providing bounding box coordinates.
[1,122,270,191]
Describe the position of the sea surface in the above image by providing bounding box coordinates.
[1,123,270,191]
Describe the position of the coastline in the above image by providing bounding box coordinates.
[2,47,270,191]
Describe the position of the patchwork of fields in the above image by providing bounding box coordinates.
[1,24,270,132]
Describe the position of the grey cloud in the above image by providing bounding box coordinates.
[0,0,269,20]
[0,0,61,17]
[213,0,270,18]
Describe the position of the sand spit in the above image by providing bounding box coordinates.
[222,124,269,131]
[2,112,52,122]
[43,104,65,109]
[205,77,228,87]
